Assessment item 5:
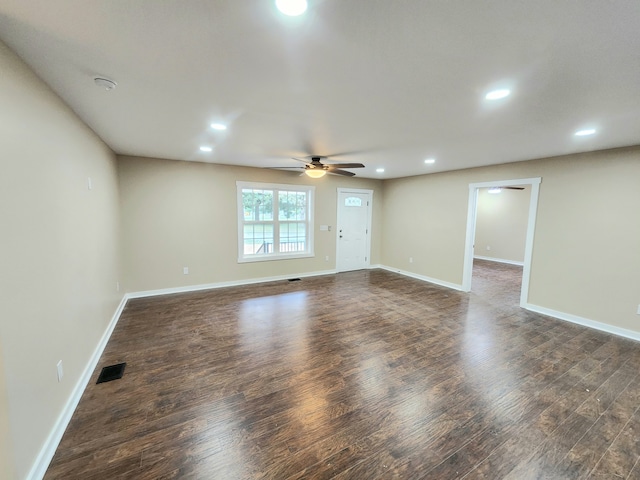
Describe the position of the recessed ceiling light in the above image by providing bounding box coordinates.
[485,89,511,100]
[424,158,436,164]
[376,168,385,173]
[210,123,227,131]
[575,128,596,136]
[488,187,502,194]
[199,146,213,152]
[276,0,307,16]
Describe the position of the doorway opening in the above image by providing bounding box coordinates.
[462,177,541,307]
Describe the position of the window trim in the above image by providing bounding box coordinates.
[236,181,315,263]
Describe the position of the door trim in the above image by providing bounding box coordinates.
[462,177,541,307]
[336,188,373,272]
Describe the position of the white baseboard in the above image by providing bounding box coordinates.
[474,255,524,266]
[27,294,128,480]
[524,303,640,343]
[377,265,464,291]
[127,269,338,299]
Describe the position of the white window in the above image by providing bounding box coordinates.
[236,181,315,262]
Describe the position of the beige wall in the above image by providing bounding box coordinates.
[0,40,121,479]
[0,344,14,479]
[382,148,640,332]
[474,186,531,263]
[381,170,469,283]
[118,156,382,292]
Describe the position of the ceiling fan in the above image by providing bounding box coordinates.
[265,156,365,178]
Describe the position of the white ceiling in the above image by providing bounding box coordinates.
[1,1,640,179]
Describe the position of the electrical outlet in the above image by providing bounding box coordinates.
[409,257,413,263]
[637,304,640,315]
[56,360,64,382]
[325,255,329,261]
[87,177,93,190]
[183,267,189,275]
[486,245,491,251]
[116,281,120,292]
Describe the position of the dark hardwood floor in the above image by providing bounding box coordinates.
[45,261,640,479]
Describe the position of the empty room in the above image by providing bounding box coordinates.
[2,1,640,479]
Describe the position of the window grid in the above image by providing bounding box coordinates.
[237,182,314,262]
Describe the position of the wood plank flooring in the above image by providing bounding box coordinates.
[45,261,640,479]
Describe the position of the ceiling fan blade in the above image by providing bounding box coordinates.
[326,163,365,169]
[286,156,366,174]
[504,186,525,190]
[322,148,380,157]
[262,166,305,169]
[291,157,311,164]
[327,169,356,177]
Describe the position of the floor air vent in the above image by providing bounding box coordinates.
[288,278,301,282]
[96,363,126,384]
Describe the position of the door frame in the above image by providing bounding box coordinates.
[462,177,542,307]
[336,188,374,272]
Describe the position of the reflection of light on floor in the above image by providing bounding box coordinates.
[194,402,249,477]
[461,301,518,422]
[462,299,496,365]
[239,291,309,330]
[463,330,494,364]
[357,355,388,400]
[294,386,329,428]
[396,394,429,428]
[238,291,310,358]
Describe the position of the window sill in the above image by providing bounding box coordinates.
[237,252,315,264]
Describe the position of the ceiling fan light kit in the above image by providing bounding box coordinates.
[305,169,326,178]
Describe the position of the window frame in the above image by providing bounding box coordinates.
[236,181,315,263]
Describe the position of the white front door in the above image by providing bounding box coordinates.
[336,189,372,272]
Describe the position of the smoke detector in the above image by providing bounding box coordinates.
[94,77,117,91]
